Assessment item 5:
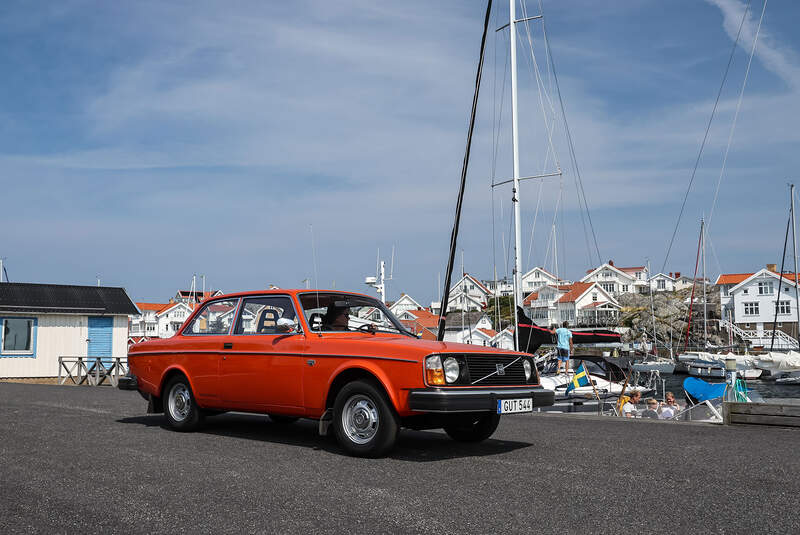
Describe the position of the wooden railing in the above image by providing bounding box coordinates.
[58,356,128,387]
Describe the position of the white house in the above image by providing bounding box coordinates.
[524,282,619,327]
[482,277,514,297]
[581,261,647,295]
[445,290,485,312]
[0,283,137,378]
[450,274,492,307]
[490,327,515,350]
[728,269,798,337]
[520,267,566,294]
[388,294,424,316]
[649,273,676,292]
[130,301,194,339]
[442,313,495,345]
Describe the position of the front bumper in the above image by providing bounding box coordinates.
[117,374,139,391]
[408,387,554,413]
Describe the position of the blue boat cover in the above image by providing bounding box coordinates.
[683,377,726,402]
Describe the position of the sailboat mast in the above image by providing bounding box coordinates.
[702,218,707,347]
[509,0,523,349]
[791,183,800,345]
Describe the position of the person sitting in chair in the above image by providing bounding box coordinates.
[322,304,350,331]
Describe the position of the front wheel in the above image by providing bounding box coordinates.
[332,380,399,457]
[443,412,500,442]
[163,375,203,431]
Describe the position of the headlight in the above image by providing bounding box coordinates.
[443,357,460,383]
[523,359,532,381]
[425,356,445,385]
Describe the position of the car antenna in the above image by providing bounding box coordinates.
[310,224,322,336]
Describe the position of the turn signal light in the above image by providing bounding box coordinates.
[425,356,445,385]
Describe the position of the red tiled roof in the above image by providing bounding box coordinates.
[403,308,441,329]
[555,282,593,303]
[581,301,612,309]
[136,302,169,312]
[618,266,645,273]
[523,292,539,306]
[716,272,800,285]
[478,328,498,338]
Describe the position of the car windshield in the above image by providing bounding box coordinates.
[298,292,413,336]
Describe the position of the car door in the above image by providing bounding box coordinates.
[178,297,242,404]
[219,295,307,410]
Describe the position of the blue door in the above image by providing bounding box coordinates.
[88,316,113,365]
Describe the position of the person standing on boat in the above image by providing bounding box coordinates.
[555,321,573,375]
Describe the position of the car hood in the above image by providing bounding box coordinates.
[308,333,526,362]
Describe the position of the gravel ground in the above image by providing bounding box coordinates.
[1,382,798,534]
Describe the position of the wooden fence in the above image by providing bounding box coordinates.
[58,356,128,387]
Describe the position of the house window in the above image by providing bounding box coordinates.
[1,318,36,355]
[657,279,666,290]
[469,284,475,290]
[776,301,790,315]
[592,293,598,302]
[600,282,615,293]
[534,271,540,278]
[722,286,729,296]
[527,282,533,288]
[743,302,759,316]
[758,282,774,295]
[742,289,748,294]
[622,285,629,292]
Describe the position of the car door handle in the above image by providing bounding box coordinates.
[223,343,233,349]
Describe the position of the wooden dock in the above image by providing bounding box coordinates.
[723,399,800,428]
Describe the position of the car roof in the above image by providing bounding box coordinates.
[205,289,376,301]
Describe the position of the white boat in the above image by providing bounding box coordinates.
[539,372,651,400]
[752,351,800,375]
[687,360,762,379]
[632,359,676,374]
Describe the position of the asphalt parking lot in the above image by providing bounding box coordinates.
[1,382,798,534]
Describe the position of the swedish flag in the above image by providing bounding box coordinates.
[565,362,590,394]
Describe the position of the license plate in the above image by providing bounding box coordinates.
[497,398,533,414]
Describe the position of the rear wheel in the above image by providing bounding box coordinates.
[443,412,500,442]
[163,375,203,431]
[332,380,399,458]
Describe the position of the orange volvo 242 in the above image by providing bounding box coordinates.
[120,290,554,457]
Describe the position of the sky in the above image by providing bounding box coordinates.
[1,0,800,305]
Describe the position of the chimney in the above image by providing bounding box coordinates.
[608,260,614,267]
[669,272,673,278]
[767,263,777,272]
[675,272,681,278]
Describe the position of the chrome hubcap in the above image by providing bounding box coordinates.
[168,383,191,422]
[342,394,379,445]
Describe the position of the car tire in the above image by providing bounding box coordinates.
[163,375,204,432]
[332,380,399,458]
[269,414,299,424]
[443,412,501,443]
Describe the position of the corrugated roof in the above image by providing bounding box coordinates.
[0,283,138,315]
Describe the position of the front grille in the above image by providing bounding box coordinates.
[463,354,528,386]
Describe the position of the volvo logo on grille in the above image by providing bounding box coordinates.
[496,363,506,376]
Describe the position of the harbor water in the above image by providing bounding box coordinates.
[659,372,800,401]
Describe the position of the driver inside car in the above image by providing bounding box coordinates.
[322,304,350,331]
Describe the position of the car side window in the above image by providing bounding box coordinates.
[235,296,298,335]
[184,299,240,335]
